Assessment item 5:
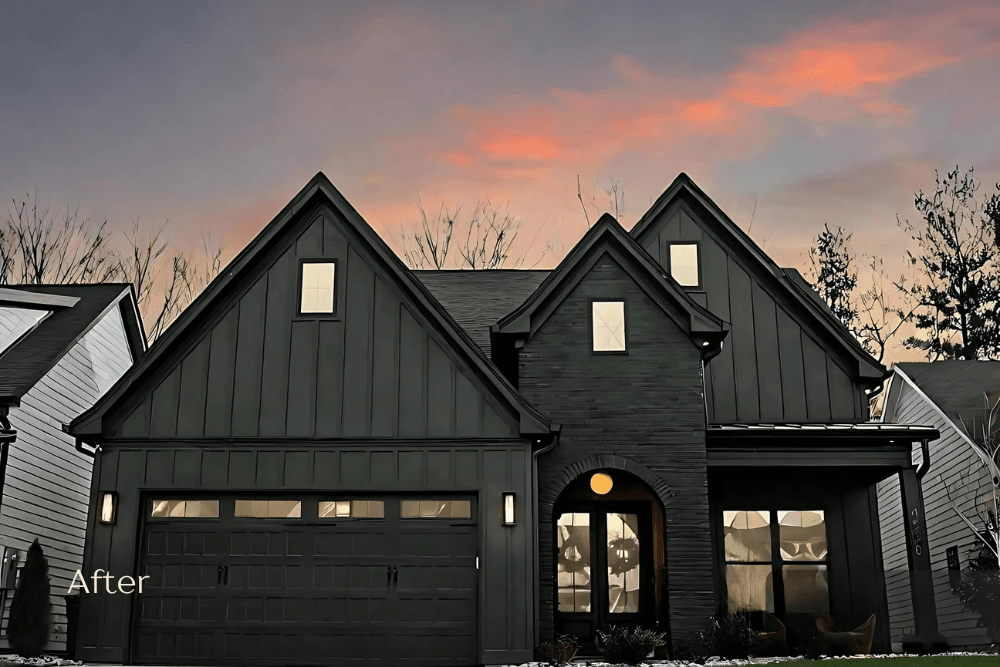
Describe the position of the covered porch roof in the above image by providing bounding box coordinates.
[706,422,940,469]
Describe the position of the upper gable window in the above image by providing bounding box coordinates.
[592,300,626,352]
[299,261,336,314]
[668,243,700,288]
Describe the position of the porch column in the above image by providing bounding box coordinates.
[897,466,948,653]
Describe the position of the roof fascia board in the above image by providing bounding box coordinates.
[0,289,80,309]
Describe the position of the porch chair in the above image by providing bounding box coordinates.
[815,612,876,655]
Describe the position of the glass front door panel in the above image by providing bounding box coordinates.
[606,513,640,613]
[557,513,592,612]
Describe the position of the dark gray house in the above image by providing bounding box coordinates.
[68,172,943,666]
[0,284,144,653]
[877,361,1000,651]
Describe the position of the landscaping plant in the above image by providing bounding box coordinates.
[538,633,580,667]
[596,624,667,666]
[953,538,1000,642]
[8,539,51,658]
[674,610,762,662]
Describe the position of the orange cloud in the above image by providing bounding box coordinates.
[425,2,1000,179]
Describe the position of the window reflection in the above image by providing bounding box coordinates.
[557,513,591,612]
[778,510,827,561]
[607,513,640,613]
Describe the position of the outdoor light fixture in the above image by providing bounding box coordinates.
[98,492,117,525]
[591,472,613,495]
[502,492,516,526]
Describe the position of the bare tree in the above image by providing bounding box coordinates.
[2,191,223,344]
[898,166,1000,360]
[1,190,119,285]
[401,198,544,270]
[854,255,914,364]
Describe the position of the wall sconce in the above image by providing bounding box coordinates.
[502,492,516,526]
[98,492,117,525]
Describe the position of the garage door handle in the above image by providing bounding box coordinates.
[387,565,392,583]
[393,565,398,583]
[217,565,229,586]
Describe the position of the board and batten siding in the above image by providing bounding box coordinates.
[108,204,517,442]
[519,253,713,644]
[79,444,534,664]
[1,303,133,652]
[636,198,866,424]
[876,378,994,650]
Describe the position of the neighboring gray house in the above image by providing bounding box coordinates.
[0,284,145,654]
[877,361,1000,651]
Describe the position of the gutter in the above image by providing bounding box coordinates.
[530,425,561,648]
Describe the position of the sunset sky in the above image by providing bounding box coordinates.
[4,0,1000,362]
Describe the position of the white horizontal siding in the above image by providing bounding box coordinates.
[876,375,995,650]
[0,304,132,652]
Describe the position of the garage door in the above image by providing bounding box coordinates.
[135,495,478,666]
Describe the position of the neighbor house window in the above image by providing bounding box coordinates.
[592,301,626,352]
[150,500,220,518]
[299,261,336,314]
[722,509,828,615]
[235,499,302,518]
[401,500,472,519]
[668,243,700,287]
[319,500,385,519]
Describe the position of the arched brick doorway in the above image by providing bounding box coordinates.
[540,456,673,655]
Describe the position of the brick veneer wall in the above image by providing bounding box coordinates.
[519,254,713,647]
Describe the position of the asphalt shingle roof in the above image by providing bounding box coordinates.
[0,284,134,402]
[414,270,550,357]
[895,360,1000,441]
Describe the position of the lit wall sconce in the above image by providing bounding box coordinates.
[502,492,516,526]
[98,491,117,525]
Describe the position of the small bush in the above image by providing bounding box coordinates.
[596,625,667,666]
[953,544,1000,642]
[538,633,580,667]
[8,539,51,658]
[673,611,761,662]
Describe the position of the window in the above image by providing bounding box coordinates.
[668,243,700,287]
[299,261,336,314]
[318,500,385,519]
[150,500,219,518]
[235,499,302,518]
[401,499,472,519]
[592,301,626,352]
[722,509,828,615]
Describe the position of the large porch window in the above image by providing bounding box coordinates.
[723,510,829,616]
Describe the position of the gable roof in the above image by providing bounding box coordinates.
[69,173,551,439]
[894,361,1000,442]
[0,284,146,406]
[415,270,549,357]
[630,173,886,381]
[494,213,727,351]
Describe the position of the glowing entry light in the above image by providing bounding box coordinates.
[99,492,117,525]
[590,472,613,495]
[503,492,516,526]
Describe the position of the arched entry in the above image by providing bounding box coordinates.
[550,465,669,653]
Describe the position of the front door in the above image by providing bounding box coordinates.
[555,502,653,652]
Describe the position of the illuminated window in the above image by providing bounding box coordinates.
[150,500,219,518]
[235,500,302,518]
[668,243,699,287]
[318,500,385,519]
[401,500,472,519]
[300,261,336,314]
[592,301,626,352]
[722,509,829,615]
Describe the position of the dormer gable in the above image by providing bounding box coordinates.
[630,173,886,423]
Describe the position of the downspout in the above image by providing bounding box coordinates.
[0,410,16,518]
[531,425,561,648]
[915,438,931,479]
